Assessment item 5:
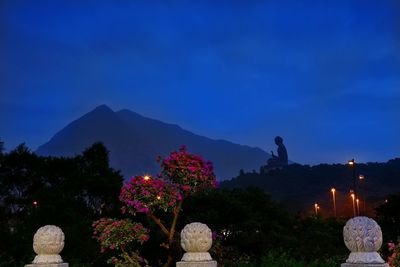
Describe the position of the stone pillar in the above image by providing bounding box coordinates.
[25,225,69,267]
[176,222,217,267]
[341,217,388,267]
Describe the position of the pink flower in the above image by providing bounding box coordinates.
[181,185,190,191]
[140,235,149,241]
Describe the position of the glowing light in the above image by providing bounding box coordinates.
[359,174,365,180]
[356,198,360,216]
[143,175,151,181]
[314,203,320,215]
[331,188,337,217]
[157,196,161,200]
[350,193,356,217]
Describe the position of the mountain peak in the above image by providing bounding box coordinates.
[92,104,114,113]
[37,106,271,180]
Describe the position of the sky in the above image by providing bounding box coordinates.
[1,0,399,164]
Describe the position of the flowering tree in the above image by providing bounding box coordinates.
[92,218,150,266]
[93,146,217,267]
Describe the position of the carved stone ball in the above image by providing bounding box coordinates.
[32,225,65,263]
[181,222,212,253]
[343,217,382,253]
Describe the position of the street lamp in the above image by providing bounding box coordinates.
[331,188,337,217]
[358,174,366,215]
[350,192,356,217]
[348,159,357,200]
[314,203,320,216]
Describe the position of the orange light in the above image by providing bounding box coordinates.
[331,188,337,217]
[143,175,151,181]
[156,196,161,200]
[314,203,319,215]
[359,174,364,180]
[33,201,38,206]
[356,198,360,216]
[350,193,356,217]
[348,159,355,166]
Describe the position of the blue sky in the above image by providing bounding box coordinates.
[1,0,399,164]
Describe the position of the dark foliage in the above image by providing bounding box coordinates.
[180,188,347,265]
[376,193,400,242]
[221,160,400,215]
[0,142,123,267]
[1,141,397,266]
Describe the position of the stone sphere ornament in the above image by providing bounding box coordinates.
[180,222,213,261]
[342,217,387,265]
[32,225,65,264]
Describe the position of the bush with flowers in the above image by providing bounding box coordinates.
[92,218,150,266]
[92,146,217,267]
[388,241,400,267]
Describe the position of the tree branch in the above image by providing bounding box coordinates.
[149,213,170,237]
[169,199,183,242]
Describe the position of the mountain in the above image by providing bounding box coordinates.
[36,105,271,180]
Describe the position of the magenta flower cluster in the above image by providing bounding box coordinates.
[160,146,217,194]
[120,175,182,214]
[119,146,217,215]
[92,218,149,254]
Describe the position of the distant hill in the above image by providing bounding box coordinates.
[221,159,400,215]
[36,105,270,180]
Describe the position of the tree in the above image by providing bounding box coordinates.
[93,146,217,267]
[0,142,123,266]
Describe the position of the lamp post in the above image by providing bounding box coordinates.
[350,192,356,217]
[359,174,366,215]
[314,203,319,216]
[348,159,357,200]
[331,188,337,217]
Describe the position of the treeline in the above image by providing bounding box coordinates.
[221,160,400,215]
[0,142,122,266]
[0,141,398,266]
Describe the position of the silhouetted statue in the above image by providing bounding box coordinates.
[267,136,288,167]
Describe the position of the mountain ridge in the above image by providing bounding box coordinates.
[37,105,271,180]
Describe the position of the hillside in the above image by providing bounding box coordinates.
[221,159,400,215]
[36,105,270,180]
